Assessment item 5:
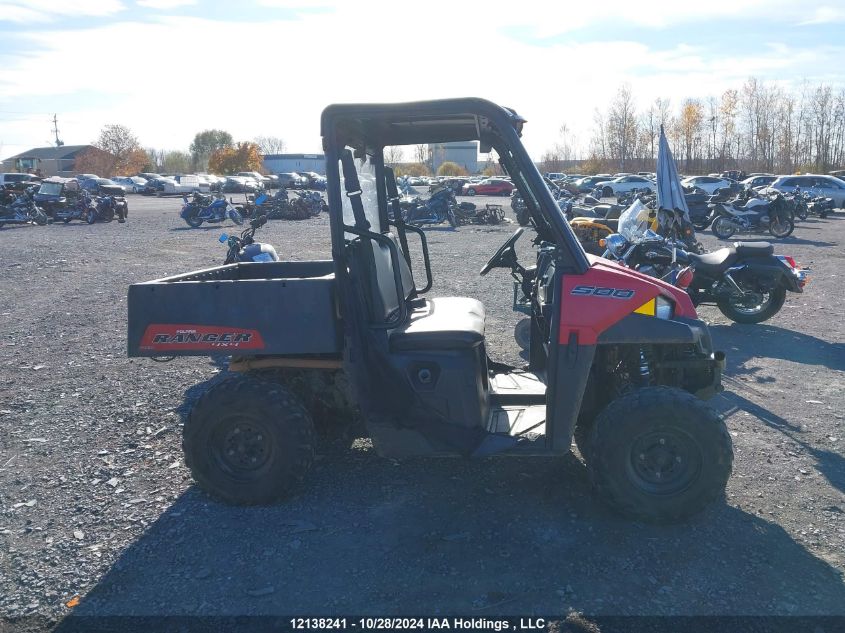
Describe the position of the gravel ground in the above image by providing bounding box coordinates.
[0,191,844,628]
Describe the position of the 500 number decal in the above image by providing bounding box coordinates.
[570,285,635,299]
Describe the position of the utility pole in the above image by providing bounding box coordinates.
[51,114,63,147]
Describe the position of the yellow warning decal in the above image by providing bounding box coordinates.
[633,298,655,316]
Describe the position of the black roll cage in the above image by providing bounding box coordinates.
[321,99,589,283]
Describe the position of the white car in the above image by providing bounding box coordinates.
[681,176,733,194]
[764,174,845,208]
[740,175,777,190]
[112,176,147,193]
[594,175,655,197]
[155,175,208,195]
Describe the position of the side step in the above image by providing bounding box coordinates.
[486,405,546,438]
[489,370,546,406]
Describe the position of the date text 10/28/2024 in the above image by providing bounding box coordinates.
[290,618,547,631]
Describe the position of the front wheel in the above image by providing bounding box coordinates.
[602,186,614,198]
[447,208,457,228]
[183,375,316,505]
[711,215,736,239]
[514,318,531,350]
[769,216,794,238]
[228,208,244,225]
[585,386,733,523]
[692,213,712,231]
[466,188,476,196]
[716,284,787,324]
[515,208,531,226]
[86,209,96,224]
[34,211,48,226]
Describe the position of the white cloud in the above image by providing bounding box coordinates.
[799,5,845,25]
[136,0,197,9]
[0,3,843,161]
[0,0,124,23]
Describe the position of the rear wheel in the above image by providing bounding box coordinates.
[183,374,316,505]
[602,186,614,198]
[717,284,787,324]
[184,208,204,228]
[711,215,736,239]
[585,386,732,522]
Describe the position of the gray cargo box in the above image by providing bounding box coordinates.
[127,260,340,357]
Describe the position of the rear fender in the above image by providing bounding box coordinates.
[730,260,791,291]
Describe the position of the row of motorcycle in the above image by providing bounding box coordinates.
[388,185,506,227]
[179,189,328,228]
[513,180,836,244]
[510,199,809,352]
[0,186,127,229]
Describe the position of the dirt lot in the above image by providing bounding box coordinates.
[0,191,844,627]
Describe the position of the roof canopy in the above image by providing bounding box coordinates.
[320,98,525,150]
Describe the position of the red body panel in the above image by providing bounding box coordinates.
[139,324,265,352]
[559,256,697,345]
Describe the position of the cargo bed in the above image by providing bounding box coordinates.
[127,260,340,357]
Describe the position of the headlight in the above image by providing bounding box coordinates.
[605,233,628,257]
[655,296,674,319]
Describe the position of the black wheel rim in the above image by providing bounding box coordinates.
[211,416,274,480]
[770,218,791,236]
[714,217,734,236]
[627,427,702,495]
[729,289,771,315]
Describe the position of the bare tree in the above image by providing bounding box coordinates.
[384,145,404,166]
[606,85,639,171]
[254,135,287,155]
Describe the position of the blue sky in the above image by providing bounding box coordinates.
[0,0,843,161]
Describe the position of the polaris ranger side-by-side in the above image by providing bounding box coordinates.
[128,99,732,522]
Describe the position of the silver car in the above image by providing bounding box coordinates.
[766,175,845,208]
[112,176,147,193]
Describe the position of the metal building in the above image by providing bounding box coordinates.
[429,141,478,174]
[262,153,326,174]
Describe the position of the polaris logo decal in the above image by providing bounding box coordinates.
[570,285,635,299]
[139,325,265,351]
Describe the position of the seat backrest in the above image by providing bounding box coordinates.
[351,232,415,323]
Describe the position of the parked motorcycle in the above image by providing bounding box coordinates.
[799,188,835,218]
[604,205,809,323]
[219,214,279,264]
[0,189,48,228]
[399,186,458,227]
[88,195,128,223]
[289,190,327,218]
[710,190,794,239]
[50,190,96,224]
[181,192,243,228]
[511,179,570,226]
[453,202,506,226]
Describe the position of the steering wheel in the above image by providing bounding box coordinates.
[480,228,524,276]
